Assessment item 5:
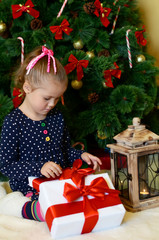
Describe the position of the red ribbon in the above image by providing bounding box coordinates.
[64,54,89,81]
[135,25,147,46]
[32,159,94,191]
[60,159,94,188]
[104,62,121,88]
[12,88,25,108]
[50,19,73,40]
[12,0,39,19]
[45,177,120,234]
[94,0,111,27]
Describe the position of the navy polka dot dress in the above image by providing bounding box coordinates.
[0,107,83,197]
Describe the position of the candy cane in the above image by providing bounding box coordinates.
[110,6,121,35]
[57,0,68,18]
[126,30,132,68]
[17,37,24,64]
[113,0,119,6]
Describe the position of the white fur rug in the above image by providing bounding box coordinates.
[1,176,159,240]
[0,206,159,240]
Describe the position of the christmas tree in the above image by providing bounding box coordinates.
[0,0,159,152]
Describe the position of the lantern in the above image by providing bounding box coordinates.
[107,117,159,212]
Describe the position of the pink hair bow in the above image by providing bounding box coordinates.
[26,46,57,75]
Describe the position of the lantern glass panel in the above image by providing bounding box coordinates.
[138,153,159,200]
[114,153,129,199]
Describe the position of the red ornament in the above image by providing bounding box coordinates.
[64,54,89,81]
[12,0,39,19]
[104,62,121,88]
[135,26,147,46]
[50,19,73,40]
[12,88,25,108]
[94,0,111,27]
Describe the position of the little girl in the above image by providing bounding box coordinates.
[0,46,101,221]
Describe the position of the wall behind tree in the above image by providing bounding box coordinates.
[138,0,159,85]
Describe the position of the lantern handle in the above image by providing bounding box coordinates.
[133,117,140,127]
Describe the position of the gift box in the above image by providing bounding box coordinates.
[29,172,125,239]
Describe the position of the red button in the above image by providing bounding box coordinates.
[43,130,48,134]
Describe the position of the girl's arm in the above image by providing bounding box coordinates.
[61,123,85,166]
[61,122,101,170]
[0,117,44,179]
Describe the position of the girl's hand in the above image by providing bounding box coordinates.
[81,152,102,171]
[41,161,62,178]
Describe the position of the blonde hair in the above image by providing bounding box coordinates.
[14,46,68,89]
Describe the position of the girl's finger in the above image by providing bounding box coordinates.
[47,168,56,178]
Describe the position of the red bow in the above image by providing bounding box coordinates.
[94,0,111,27]
[104,62,121,88]
[135,26,147,46]
[64,54,89,81]
[63,177,120,233]
[60,159,94,188]
[12,88,25,108]
[50,19,73,40]
[12,0,39,19]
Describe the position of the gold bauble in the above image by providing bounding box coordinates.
[71,80,83,90]
[86,51,95,59]
[97,130,107,140]
[73,40,84,50]
[0,21,7,34]
[136,54,146,63]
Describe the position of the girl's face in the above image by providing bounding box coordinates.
[23,78,67,120]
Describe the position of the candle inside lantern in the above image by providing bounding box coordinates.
[140,189,149,198]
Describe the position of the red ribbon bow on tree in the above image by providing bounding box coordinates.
[135,25,147,46]
[12,88,25,108]
[60,159,94,188]
[63,177,120,234]
[64,54,89,81]
[50,19,73,40]
[12,0,39,19]
[104,62,121,88]
[94,0,111,27]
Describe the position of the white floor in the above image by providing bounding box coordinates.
[0,206,159,240]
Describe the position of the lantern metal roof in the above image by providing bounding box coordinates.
[114,118,159,149]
